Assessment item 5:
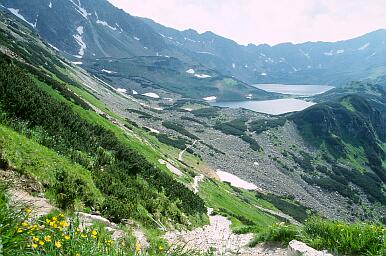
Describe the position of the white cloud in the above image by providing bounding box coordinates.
[108,0,386,45]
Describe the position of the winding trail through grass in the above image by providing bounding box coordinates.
[178,139,198,161]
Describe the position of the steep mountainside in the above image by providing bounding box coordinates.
[2,0,386,87]
[0,10,208,228]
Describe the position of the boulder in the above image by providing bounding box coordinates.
[288,240,334,256]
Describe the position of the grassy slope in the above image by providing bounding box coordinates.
[0,124,103,204]
[199,179,278,230]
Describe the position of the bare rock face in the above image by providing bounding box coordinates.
[288,240,334,256]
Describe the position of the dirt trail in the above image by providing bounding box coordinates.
[10,189,55,218]
[179,139,198,161]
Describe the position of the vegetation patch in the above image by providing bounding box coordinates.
[162,121,199,140]
[191,108,220,118]
[249,118,286,134]
[250,217,386,256]
[256,193,310,223]
[155,134,189,150]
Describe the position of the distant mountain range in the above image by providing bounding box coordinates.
[2,0,386,87]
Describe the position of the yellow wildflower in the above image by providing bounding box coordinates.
[60,221,69,228]
[52,216,57,221]
[21,221,28,227]
[121,240,125,246]
[64,235,70,240]
[32,237,39,243]
[25,208,32,213]
[17,228,23,233]
[135,242,141,251]
[39,240,45,246]
[91,230,97,236]
[44,235,51,242]
[81,233,87,238]
[55,241,62,248]
[159,245,164,251]
[31,243,38,249]
[59,213,65,218]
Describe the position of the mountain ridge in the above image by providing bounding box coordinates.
[2,0,386,87]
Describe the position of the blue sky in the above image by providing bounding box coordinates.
[108,0,386,45]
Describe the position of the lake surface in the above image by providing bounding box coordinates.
[211,98,315,115]
[210,84,333,115]
[253,84,334,96]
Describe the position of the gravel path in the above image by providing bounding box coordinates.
[164,209,286,256]
[179,139,198,161]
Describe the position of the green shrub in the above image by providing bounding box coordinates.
[249,222,299,247]
[191,108,220,118]
[249,118,286,134]
[303,217,386,256]
[251,217,386,256]
[162,121,199,140]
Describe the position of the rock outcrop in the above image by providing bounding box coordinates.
[288,240,334,256]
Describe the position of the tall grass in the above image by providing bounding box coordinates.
[250,217,386,255]
[303,217,386,256]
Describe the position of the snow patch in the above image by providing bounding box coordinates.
[132,90,138,95]
[96,20,117,30]
[194,74,212,79]
[71,61,83,65]
[186,68,195,74]
[159,160,183,176]
[49,2,52,8]
[260,72,267,76]
[145,126,160,134]
[182,108,193,112]
[133,36,140,41]
[73,26,86,58]
[323,50,334,56]
[101,69,116,74]
[324,49,344,56]
[232,63,236,69]
[7,8,36,28]
[358,43,370,50]
[142,92,160,99]
[116,88,127,93]
[47,43,59,51]
[202,96,216,101]
[216,170,257,190]
[69,0,90,19]
[196,51,215,56]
